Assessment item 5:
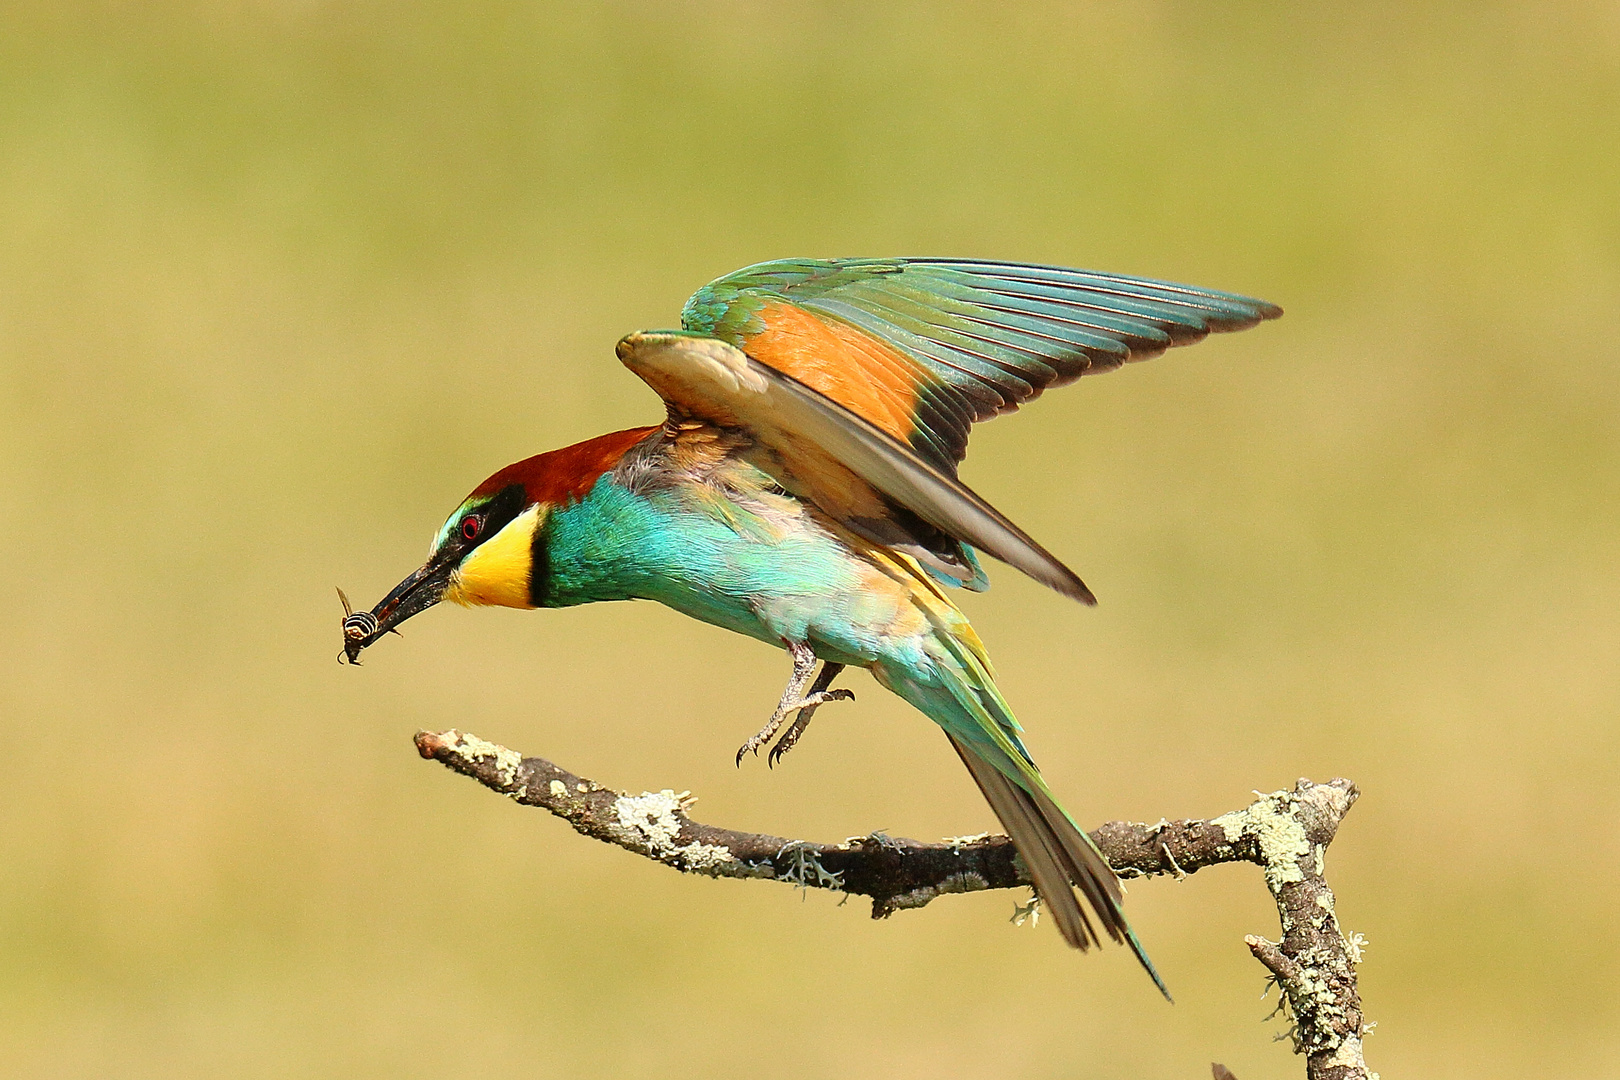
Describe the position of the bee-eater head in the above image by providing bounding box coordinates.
[341,426,655,663]
[340,481,543,662]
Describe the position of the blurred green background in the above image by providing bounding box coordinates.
[1,2,1616,1077]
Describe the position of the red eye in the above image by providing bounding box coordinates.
[461,516,482,541]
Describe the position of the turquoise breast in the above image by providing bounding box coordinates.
[540,476,910,665]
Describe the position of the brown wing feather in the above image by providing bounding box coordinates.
[617,332,1095,603]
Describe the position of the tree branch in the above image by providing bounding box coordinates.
[414,729,1372,1080]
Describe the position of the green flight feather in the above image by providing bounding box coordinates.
[681,257,1281,472]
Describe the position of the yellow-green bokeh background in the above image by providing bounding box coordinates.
[2,3,1616,1077]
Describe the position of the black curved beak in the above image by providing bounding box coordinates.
[341,553,457,664]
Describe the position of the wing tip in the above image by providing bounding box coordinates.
[1207,300,1284,333]
[1057,571,1098,606]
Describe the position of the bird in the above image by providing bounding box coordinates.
[341,257,1280,998]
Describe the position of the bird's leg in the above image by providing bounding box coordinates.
[767,661,850,768]
[736,643,851,765]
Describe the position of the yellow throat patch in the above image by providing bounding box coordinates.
[445,504,543,608]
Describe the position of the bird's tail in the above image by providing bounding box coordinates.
[868,555,1170,999]
[947,733,1169,999]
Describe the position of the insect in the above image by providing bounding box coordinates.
[337,587,381,664]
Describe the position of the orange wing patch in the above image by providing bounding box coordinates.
[742,302,929,445]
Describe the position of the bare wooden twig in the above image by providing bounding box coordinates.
[414,728,1373,1080]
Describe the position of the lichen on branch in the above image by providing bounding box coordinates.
[413,729,1373,1080]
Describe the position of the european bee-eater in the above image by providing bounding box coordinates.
[343,258,1279,997]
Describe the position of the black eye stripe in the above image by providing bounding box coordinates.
[453,484,527,554]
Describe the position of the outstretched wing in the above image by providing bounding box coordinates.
[680,257,1281,474]
[622,257,1281,603]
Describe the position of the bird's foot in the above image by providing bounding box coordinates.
[737,654,850,767]
[767,689,854,768]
